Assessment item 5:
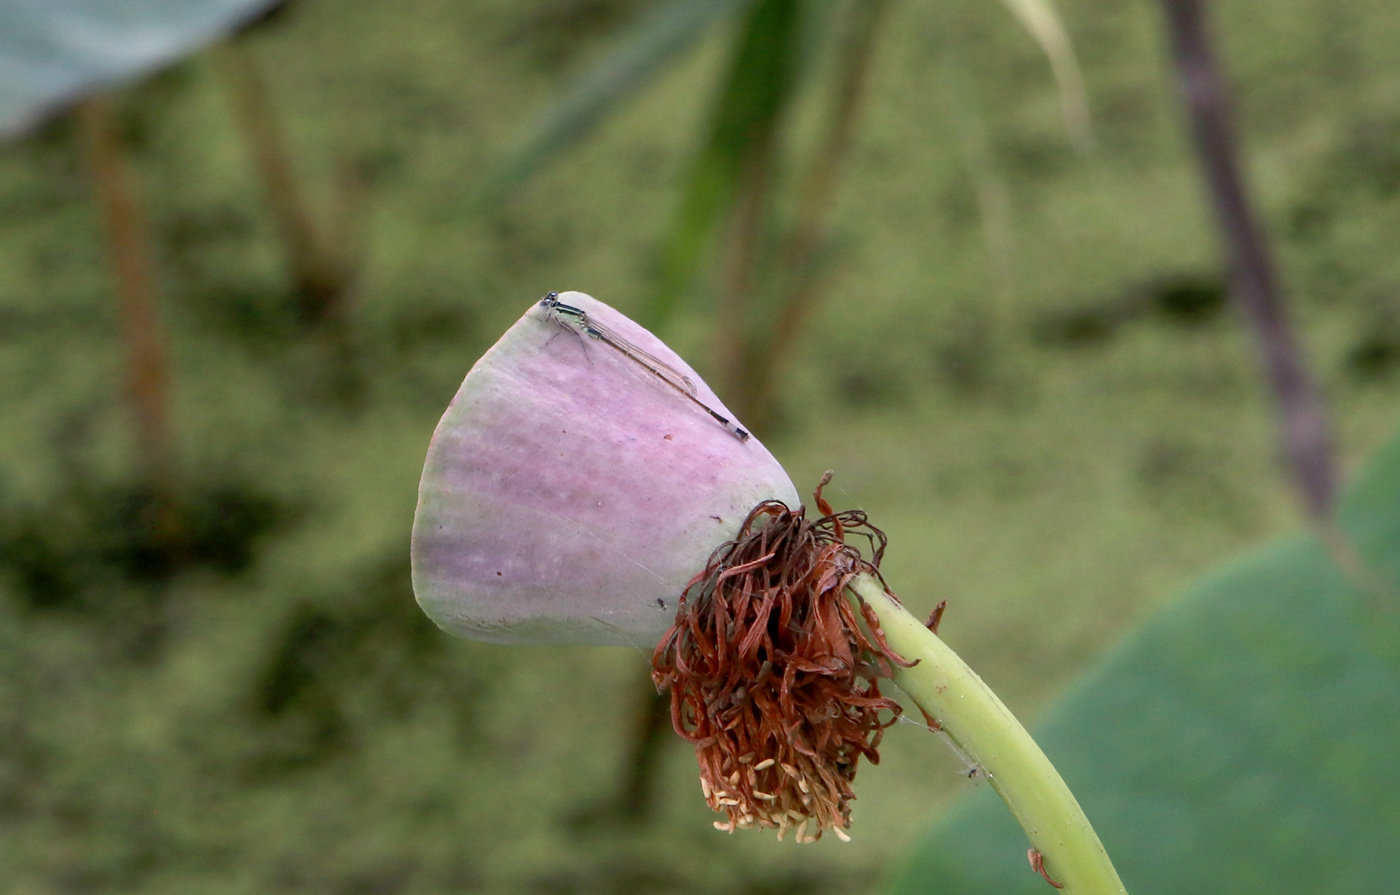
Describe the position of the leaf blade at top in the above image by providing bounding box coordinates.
[0,0,279,139]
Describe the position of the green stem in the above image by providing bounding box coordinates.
[850,574,1127,895]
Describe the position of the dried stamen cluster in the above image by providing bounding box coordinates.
[652,475,913,842]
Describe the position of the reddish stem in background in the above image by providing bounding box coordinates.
[747,0,889,417]
[76,95,178,493]
[717,138,776,405]
[214,40,356,330]
[1157,0,1337,520]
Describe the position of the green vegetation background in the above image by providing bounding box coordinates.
[3,0,1400,892]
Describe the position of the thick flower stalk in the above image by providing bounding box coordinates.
[653,476,912,841]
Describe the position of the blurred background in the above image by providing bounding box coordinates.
[3,0,1400,892]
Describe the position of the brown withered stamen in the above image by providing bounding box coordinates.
[652,473,915,842]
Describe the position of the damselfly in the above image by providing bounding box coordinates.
[539,292,750,442]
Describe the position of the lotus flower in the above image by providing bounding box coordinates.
[411,292,1127,880]
[411,291,911,841]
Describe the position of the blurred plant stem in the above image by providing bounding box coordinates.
[742,0,890,418]
[648,0,803,332]
[213,39,362,333]
[76,94,179,513]
[716,131,776,398]
[613,679,674,821]
[615,0,889,821]
[854,574,1128,895]
[708,0,801,400]
[1157,0,1336,522]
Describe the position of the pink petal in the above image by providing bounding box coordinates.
[411,291,800,647]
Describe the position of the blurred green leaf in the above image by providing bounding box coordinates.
[478,0,754,206]
[891,430,1400,893]
[998,0,1093,153]
[0,0,278,139]
[647,0,806,329]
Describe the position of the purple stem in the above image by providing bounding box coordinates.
[1158,0,1337,520]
